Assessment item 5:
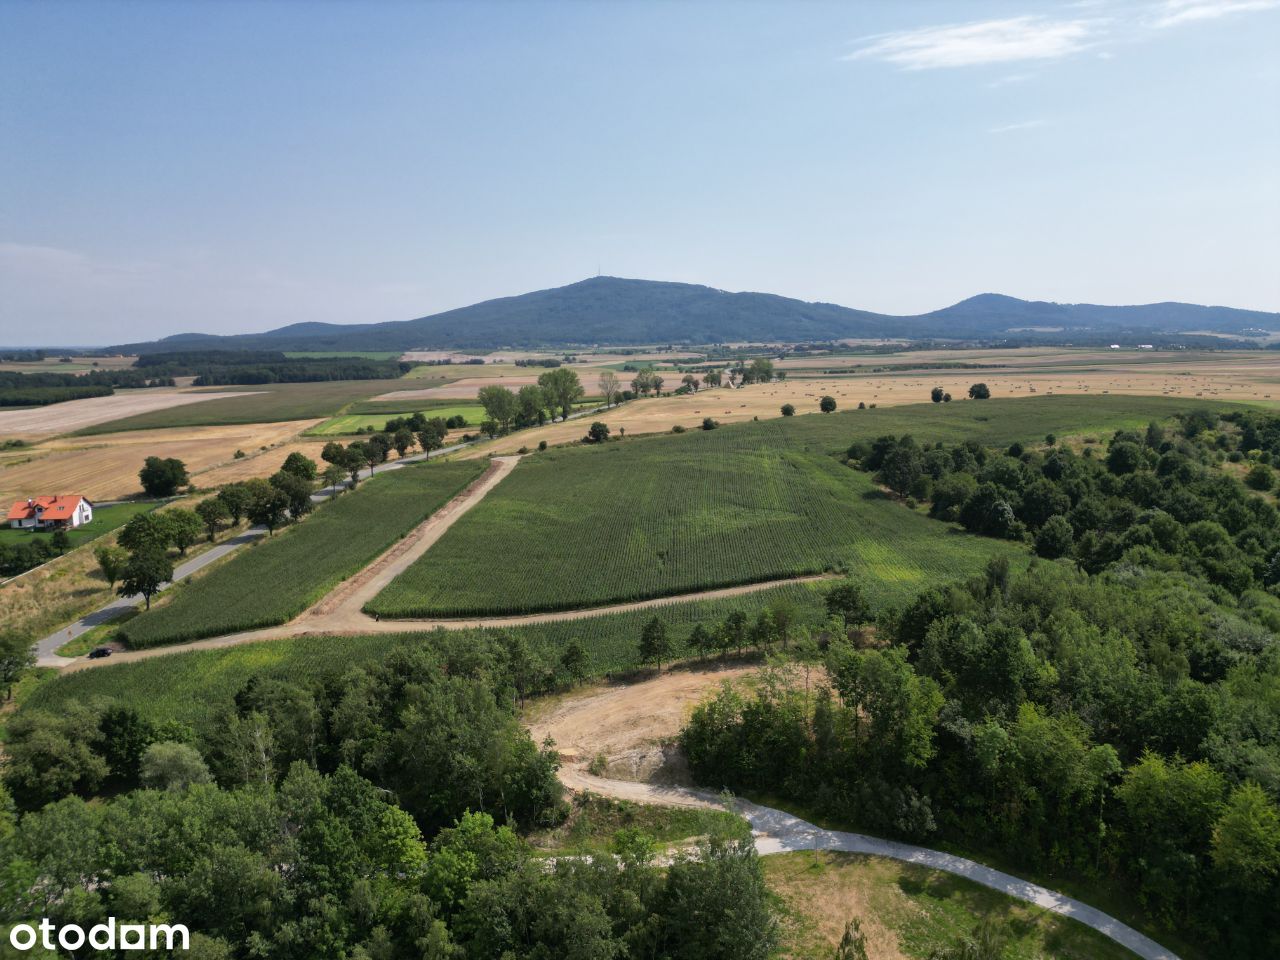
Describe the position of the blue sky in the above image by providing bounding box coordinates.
[1,0,1277,345]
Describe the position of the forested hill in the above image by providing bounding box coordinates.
[113,277,1280,353]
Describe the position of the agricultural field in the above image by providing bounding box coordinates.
[0,420,320,503]
[373,394,1232,618]
[118,459,486,648]
[0,500,157,551]
[767,851,1135,960]
[305,405,484,435]
[30,580,823,727]
[367,421,1024,618]
[0,387,260,439]
[73,379,430,434]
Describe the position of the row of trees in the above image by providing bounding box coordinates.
[476,368,586,436]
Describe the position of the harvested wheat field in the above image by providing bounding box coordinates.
[195,438,336,487]
[0,387,260,438]
[459,364,1279,457]
[0,420,321,503]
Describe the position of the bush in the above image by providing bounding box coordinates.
[781,404,795,416]
[1246,463,1275,491]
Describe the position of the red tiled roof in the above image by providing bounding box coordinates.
[6,495,90,522]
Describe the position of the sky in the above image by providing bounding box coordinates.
[1,0,1278,346]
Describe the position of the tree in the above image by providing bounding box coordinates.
[165,508,204,555]
[1107,441,1144,475]
[138,456,189,497]
[94,543,130,588]
[1246,463,1275,491]
[559,640,588,685]
[365,433,392,469]
[538,367,584,419]
[515,385,547,427]
[140,741,212,791]
[117,512,173,553]
[930,386,944,403]
[50,528,70,553]
[247,483,291,535]
[598,370,622,407]
[704,370,723,388]
[478,385,519,434]
[585,421,610,443]
[639,616,672,672]
[320,440,347,467]
[195,498,230,541]
[217,483,252,524]
[1212,781,1280,889]
[780,403,795,417]
[0,629,34,701]
[701,417,719,431]
[270,469,313,519]
[820,396,837,413]
[661,837,778,960]
[392,427,415,458]
[631,368,656,396]
[825,581,870,626]
[280,451,318,481]
[1033,515,1075,559]
[968,383,991,400]
[321,462,346,491]
[942,392,952,402]
[119,546,172,609]
[836,919,869,960]
[687,623,715,660]
[2,705,109,808]
[343,445,367,486]
[681,373,700,393]
[417,417,449,454]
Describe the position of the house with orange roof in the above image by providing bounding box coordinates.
[7,495,94,530]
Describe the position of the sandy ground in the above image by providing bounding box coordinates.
[0,388,260,438]
[0,420,321,503]
[527,664,756,783]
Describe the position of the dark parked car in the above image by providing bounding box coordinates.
[87,646,113,660]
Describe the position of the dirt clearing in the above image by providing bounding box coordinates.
[527,664,757,784]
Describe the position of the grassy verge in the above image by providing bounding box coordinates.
[55,609,138,657]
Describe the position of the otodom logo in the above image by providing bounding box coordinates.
[8,918,189,952]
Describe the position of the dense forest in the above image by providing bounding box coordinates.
[683,409,1280,957]
[1,636,776,959]
[0,369,174,407]
[134,350,413,384]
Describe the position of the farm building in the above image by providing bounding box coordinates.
[7,494,94,530]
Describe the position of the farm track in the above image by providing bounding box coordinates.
[531,670,1182,960]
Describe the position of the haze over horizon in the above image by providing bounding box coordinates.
[2,0,1278,346]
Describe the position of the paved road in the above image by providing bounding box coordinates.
[560,769,1180,960]
[32,439,473,667]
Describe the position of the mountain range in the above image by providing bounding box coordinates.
[113,277,1280,353]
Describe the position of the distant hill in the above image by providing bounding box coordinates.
[113,277,1280,353]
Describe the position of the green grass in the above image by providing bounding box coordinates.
[75,380,441,434]
[305,405,484,436]
[0,500,158,551]
[29,581,825,728]
[116,459,486,648]
[528,793,750,855]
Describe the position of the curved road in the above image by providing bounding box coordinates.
[559,767,1178,960]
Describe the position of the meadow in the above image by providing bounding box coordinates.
[31,580,825,727]
[306,404,484,435]
[118,459,485,647]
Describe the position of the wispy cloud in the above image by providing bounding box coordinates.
[988,119,1048,134]
[1151,0,1280,28]
[844,16,1103,70]
[987,72,1034,87]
